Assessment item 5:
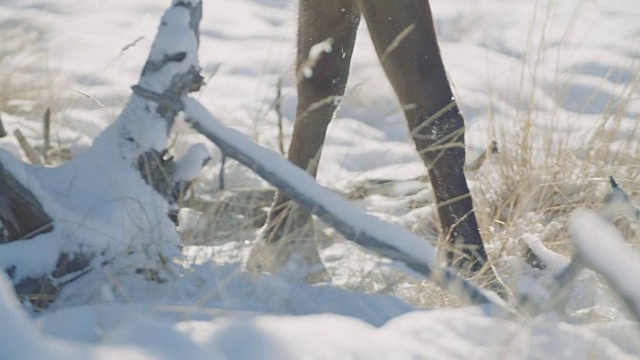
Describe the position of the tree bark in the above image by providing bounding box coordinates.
[0,160,52,242]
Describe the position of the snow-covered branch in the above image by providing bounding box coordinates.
[569,210,640,322]
[176,97,505,309]
[94,0,204,204]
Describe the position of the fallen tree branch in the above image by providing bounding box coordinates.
[131,85,506,310]
[182,97,507,309]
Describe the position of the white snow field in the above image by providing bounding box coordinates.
[1,0,640,358]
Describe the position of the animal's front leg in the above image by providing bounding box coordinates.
[246,0,360,281]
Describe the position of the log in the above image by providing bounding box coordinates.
[0,0,205,308]
[0,160,52,242]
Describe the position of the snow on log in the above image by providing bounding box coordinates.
[569,210,640,322]
[131,83,506,307]
[0,0,205,307]
[94,0,204,204]
[178,97,505,309]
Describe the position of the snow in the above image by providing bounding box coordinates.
[569,210,640,322]
[1,0,640,358]
[521,233,570,273]
[174,143,211,182]
[303,38,334,78]
[600,178,640,222]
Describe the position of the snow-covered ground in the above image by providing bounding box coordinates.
[1,0,640,358]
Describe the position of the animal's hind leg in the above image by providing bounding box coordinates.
[359,0,488,274]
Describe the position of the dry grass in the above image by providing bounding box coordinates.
[0,18,55,117]
[175,26,640,312]
[474,63,640,264]
[0,17,74,167]
[459,0,640,269]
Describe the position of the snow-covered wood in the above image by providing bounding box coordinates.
[569,210,640,322]
[178,97,505,309]
[0,0,206,306]
[122,0,204,204]
[0,157,52,242]
[129,1,510,304]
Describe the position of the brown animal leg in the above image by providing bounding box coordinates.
[359,0,488,274]
[248,1,360,276]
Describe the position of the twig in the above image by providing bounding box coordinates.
[0,113,6,138]
[218,153,226,190]
[120,36,145,54]
[72,89,105,108]
[275,76,285,155]
[381,24,416,60]
[13,129,42,165]
[43,108,51,163]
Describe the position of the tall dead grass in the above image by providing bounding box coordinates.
[474,46,640,265]
[0,18,55,116]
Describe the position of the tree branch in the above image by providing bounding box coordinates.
[181,97,506,310]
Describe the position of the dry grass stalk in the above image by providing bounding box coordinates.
[13,129,42,165]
